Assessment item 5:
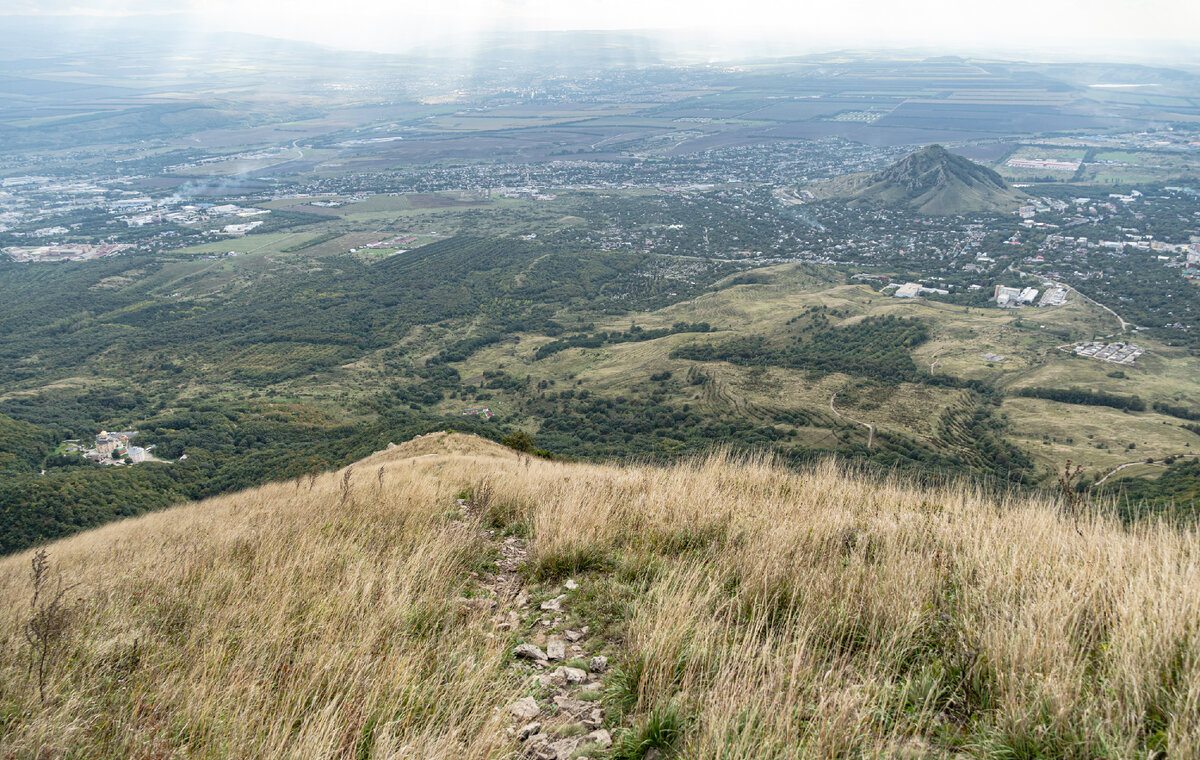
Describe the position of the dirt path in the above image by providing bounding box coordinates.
[1067,284,1131,332]
[457,496,614,759]
[1093,456,1193,486]
[830,391,875,449]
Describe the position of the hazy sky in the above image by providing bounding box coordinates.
[5,0,1200,57]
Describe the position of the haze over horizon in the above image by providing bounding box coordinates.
[3,0,1199,62]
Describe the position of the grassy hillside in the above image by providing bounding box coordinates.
[450,264,1200,489]
[1,432,1197,758]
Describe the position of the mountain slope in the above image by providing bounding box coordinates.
[820,144,1026,214]
[0,412,51,476]
[1,432,1197,758]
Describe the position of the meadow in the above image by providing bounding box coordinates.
[1,432,1196,758]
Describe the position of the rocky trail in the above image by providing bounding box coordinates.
[457,497,617,760]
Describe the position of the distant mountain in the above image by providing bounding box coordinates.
[819,145,1025,214]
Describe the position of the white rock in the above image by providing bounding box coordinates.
[562,666,587,684]
[564,579,579,590]
[545,737,583,759]
[514,644,547,661]
[509,697,540,720]
[564,629,585,642]
[517,722,541,741]
[583,707,604,729]
[585,729,612,748]
[493,610,520,630]
[540,594,566,611]
[546,638,566,661]
[552,695,595,718]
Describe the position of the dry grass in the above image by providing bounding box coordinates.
[1,432,1197,759]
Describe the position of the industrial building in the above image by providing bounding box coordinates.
[994,285,1039,307]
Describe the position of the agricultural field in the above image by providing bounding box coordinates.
[1079,149,1199,183]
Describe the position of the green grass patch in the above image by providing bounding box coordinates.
[527,543,613,582]
[281,232,341,252]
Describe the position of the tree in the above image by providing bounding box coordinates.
[501,431,536,453]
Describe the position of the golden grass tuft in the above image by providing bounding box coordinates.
[1,432,1197,758]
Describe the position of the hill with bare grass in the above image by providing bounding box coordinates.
[1,431,1197,759]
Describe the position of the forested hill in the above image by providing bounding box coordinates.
[0,235,741,555]
[0,412,51,476]
[0,237,728,388]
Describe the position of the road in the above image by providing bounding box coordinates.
[1094,455,1194,486]
[1008,266,1131,332]
[1063,282,1131,332]
[830,391,875,449]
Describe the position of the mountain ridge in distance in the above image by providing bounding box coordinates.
[819,144,1027,215]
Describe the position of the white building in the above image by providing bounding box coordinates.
[994,285,1039,307]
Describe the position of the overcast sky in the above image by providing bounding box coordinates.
[4,0,1199,58]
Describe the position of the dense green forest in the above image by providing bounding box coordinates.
[1107,457,1200,521]
[0,412,52,477]
[0,236,744,554]
[1153,401,1200,421]
[671,312,929,383]
[1014,386,1147,411]
[533,322,713,361]
[0,237,733,389]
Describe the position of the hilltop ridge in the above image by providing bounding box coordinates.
[819,144,1026,214]
[0,431,1197,758]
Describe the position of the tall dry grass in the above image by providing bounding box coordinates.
[1,432,1197,759]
